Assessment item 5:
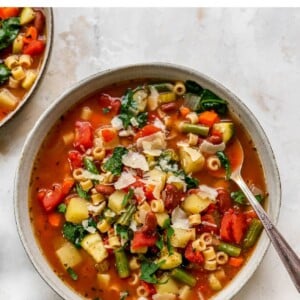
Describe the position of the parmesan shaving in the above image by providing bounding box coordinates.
[171,207,190,229]
[137,131,166,157]
[114,171,136,189]
[122,151,149,171]
[198,184,218,201]
[111,116,123,130]
[81,170,104,182]
[153,118,166,131]
[182,147,202,162]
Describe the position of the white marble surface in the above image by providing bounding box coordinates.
[0,7,299,300]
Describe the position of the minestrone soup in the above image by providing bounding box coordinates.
[30,79,266,300]
[0,7,47,121]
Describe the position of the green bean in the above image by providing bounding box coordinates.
[218,242,241,257]
[83,157,99,174]
[117,204,136,226]
[180,122,209,137]
[114,248,130,278]
[171,268,196,287]
[149,83,174,92]
[243,219,263,249]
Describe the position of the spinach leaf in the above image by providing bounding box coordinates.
[184,175,199,189]
[231,190,264,205]
[136,112,148,128]
[116,224,132,241]
[83,157,99,174]
[140,260,165,284]
[62,222,87,248]
[185,80,203,95]
[103,146,128,175]
[57,203,67,214]
[67,267,78,280]
[0,64,11,84]
[155,234,164,251]
[0,17,20,50]
[76,183,90,200]
[199,89,228,115]
[166,226,174,254]
[216,151,231,180]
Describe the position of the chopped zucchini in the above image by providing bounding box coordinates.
[20,7,36,25]
[133,88,148,112]
[65,197,89,224]
[81,233,108,263]
[182,194,212,214]
[108,190,127,214]
[12,35,24,54]
[179,146,205,174]
[56,242,82,269]
[159,92,176,103]
[212,122,234,143]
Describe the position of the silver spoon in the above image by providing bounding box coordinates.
[227,138,300,292]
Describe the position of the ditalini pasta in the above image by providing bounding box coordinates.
[30,79,266,299]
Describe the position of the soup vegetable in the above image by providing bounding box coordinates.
[30,79,266,300]
[0,7,46,121]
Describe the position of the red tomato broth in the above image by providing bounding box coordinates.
[29,79,266,300]
[0,7,47,121]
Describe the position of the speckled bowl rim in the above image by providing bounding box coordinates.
[14,63,281,300]
[0,7,54,128]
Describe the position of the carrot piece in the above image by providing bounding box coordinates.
[48,213,63,227]
[101,128,117,142]
[198,110,220,127]
[229,257,244,267]
[0,7,19,19]
[62,177,75,195]
[180,106,191,117]
[23,26,38,44]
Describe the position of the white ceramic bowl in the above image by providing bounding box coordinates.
[14,63,281,300]
[0,8,53,128]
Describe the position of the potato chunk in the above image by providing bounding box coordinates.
[179,146,205,174]
[170,228,194,248]
[108,190,126,214]
[65,197,89,224]
[56,242,82,269]
[182,194,212,214]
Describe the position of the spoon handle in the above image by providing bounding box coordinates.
[233,173,300,293]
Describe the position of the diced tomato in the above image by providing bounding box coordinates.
[185,242,204,264]
[144,184,155,201]
[141,281,156,296]
[0,7,19,19]
[62,177,75,195]
[229,257,244,267]
[68,150,83,169]
[23,40,45,56]
[134,124,161,141]
[39,184,63,212]
[220,209,247,244]
[99,94,121,115]
[131,231,157,249]
[101,128,117,143]
[73,121,93,152]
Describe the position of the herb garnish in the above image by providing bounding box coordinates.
[103,147,128,175]
[76,183,90,200]
[67,267,78,280]
[216,151,231,180]
[140,260,165,284]
[62,222,87,248]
